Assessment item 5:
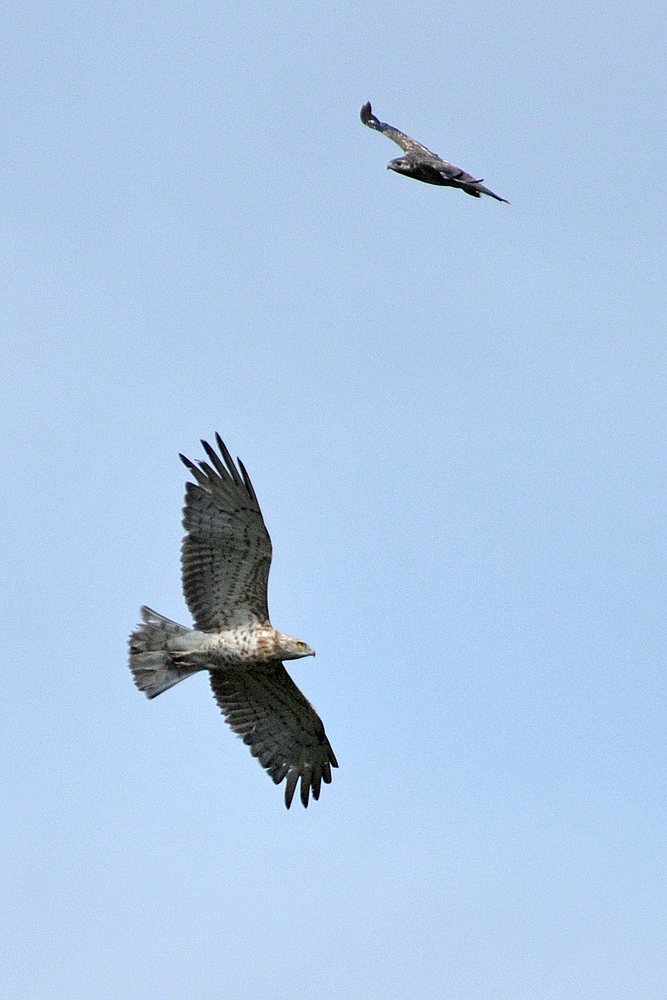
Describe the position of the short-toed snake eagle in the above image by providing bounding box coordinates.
[129,435,337,808]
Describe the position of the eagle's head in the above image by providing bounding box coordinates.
[387,156,414,177]
[277,633,316,660]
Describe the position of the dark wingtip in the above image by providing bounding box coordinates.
[211,434,242,484]
[485,190,510,204]
[284,768,299,809]
[474,185,510,204]
[237,457,260,505]
[360,101,372,124]
[201,438,232,481]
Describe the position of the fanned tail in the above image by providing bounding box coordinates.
[129,606,200,698]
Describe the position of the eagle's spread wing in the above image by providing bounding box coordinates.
[360,101,435,157]
[435,163,509,202]
[180,435,272,631]
[210,664,339,808]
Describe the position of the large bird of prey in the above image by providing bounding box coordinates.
[361,101,508,203]
[129,435,337,808]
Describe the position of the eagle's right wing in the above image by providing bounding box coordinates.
[360,101,435,156]
[435,162,510,202]
[180,435,273,631]
[210,663,338,808]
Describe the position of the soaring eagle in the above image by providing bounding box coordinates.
[361,101,508,203]
[129,435,337,808]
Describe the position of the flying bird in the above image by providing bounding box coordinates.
[360,101,508,203]
[129,435,337,808]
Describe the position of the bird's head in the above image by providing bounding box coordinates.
[277,633,316,660]
[387,156,414,176]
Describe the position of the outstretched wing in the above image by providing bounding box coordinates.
[437,164,510,203]
[180,435,272,631]
[360,101,435,156]
[458,179,509,203]
[210,664,338,808]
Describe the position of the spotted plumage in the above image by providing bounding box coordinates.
[129,435,337,808]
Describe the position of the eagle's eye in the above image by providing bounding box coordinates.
[297,642,304,648]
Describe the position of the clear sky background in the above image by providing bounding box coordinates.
[1,3,666,998]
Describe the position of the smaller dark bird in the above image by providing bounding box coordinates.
[360,101,508,203]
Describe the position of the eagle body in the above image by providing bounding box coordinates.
[129,435,336,808]
[388,154,460,187]
[132,618,313,676]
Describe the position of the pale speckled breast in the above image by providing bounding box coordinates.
[203,625,282,666]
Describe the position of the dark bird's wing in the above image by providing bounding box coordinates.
[180,435,272,631]
[210,664,338,808]
[360,101,435,156]
[435,163,510,203]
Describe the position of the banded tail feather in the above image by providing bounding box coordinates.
[129,606,200,698]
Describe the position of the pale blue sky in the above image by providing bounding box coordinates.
[1,3,666,998]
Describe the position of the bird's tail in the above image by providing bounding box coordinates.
[129,606,200,699]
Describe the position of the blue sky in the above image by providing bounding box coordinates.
[1,3,666,998]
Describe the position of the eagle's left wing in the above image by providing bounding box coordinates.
[180,435,273,632]
[360,101,435,156]
[435,161,510,202]
[210,664,338,808]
